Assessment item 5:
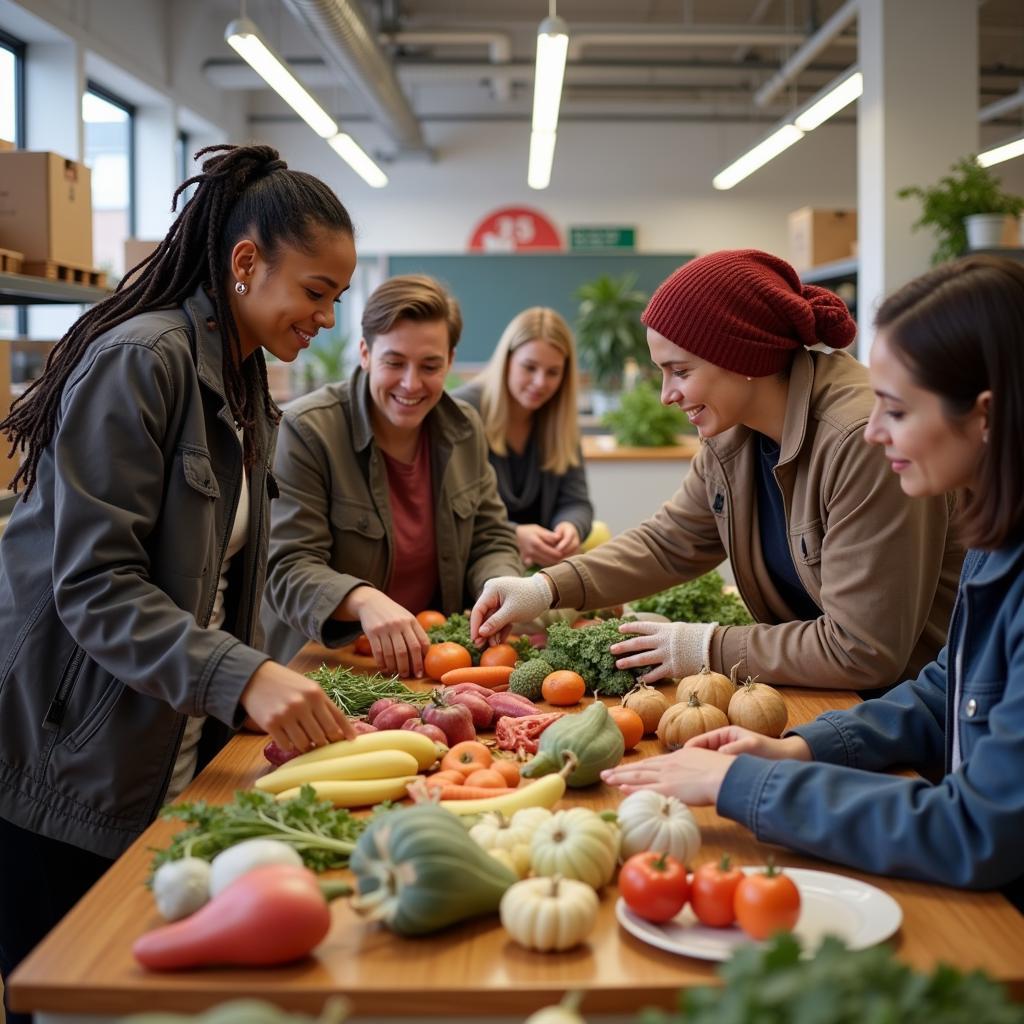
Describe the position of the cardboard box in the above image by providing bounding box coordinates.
[788,207,857,271]
[0,151,93,266]
[122,238,161,283]
[0,138,14,152]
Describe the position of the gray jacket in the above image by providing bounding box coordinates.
[261,369,523,664]
[452,380,594,543]
[0,288,272,859]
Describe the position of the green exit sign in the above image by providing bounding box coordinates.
[570,226,636,251]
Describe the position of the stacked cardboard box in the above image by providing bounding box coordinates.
[788,207,857,272]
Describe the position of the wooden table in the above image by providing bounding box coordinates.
[10,644,1024,1018]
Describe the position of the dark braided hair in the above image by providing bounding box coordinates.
[0,143,354,495]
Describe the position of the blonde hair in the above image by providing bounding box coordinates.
[362,274,462,351]
[473,307,581,474]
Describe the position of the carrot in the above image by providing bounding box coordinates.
[438,665,514,689]
[428,769,468,786]
[463,769,508,789]
[417,782,513,800]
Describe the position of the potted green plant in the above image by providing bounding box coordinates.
[574,272,650,406]
[300,329,351,392]
[601,379,693,447]
[898,156,1024,265]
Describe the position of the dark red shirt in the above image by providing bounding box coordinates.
[381,429,439,613]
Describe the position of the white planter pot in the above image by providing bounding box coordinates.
[965,213,1013,250]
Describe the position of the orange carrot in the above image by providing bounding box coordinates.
[439,665,514,689]
[410,781,513,801]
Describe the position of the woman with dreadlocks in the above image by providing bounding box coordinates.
[0,143,357,1014]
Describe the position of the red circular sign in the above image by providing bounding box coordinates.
[468,206,562,252]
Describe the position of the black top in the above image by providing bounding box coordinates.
[754,433,821,621]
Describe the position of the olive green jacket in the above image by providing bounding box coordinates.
[261,368,522,663]
[545,349,963,690]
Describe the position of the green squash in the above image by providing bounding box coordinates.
[349,804,517,936]
[520,701,625,787]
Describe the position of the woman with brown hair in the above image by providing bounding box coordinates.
[603,254,1024,906]
[261,274,522,676]
[472,249,962,692]
[453,307,594,567]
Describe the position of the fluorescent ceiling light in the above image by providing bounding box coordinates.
[977,133,1024,168]
[795,68,862,131]
[528,130,557,190]
[532,16,569,135]
[328,133,389,188]
[225,17,337,139]
[713,124,804,190]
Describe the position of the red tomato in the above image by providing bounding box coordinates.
[353,634,373,656]
[733,863,801,940]
[618,851,690,923]
[424,642,473,681]
[416,610,447,630]
[480,643,518,668]
[690,854,744,928]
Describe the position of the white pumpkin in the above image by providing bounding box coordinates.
[616,790,702,863]
[487,845,532,879]
[530,807,620,890]
[470,810,539,853]
[500,875,599,952]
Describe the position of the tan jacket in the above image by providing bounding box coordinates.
[261,369,523,663]
[545,349,963,690]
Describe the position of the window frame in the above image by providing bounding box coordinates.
[84,79,137,237]
[0,27,26,148]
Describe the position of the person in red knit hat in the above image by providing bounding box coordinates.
[470,249,963,693]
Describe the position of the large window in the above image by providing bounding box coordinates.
[82,83,135,281]
[1,31,25,345]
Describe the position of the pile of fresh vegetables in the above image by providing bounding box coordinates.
[629,570,752,625]
[542,619,638,697]
[425,611,484,663]
[305,664,432,717]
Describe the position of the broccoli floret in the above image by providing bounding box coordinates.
[508,659,551,701]
[543,619,638,697]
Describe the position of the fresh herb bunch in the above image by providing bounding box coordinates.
[630,570,752,626]
[427,611,483,663]
[602,380,692,447]
[306,664,431,716]
[641,933,1023,1024]
[543,619,637,697]
[151,786,370,876]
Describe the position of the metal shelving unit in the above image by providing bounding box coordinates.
[0,270,109,305]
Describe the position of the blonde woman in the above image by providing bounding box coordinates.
[453,307,594,567]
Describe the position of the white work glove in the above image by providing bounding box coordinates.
[609,620,718,684]
[470,574,554,646]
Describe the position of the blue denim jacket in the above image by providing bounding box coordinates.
[718,539,1024,906]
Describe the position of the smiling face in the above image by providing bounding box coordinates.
[506,339,566,413]
[647,327,752,438]
[865,330,989,498]
[230,227,357,362]
[359,318,453,438]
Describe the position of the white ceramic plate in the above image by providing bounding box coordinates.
[615,867,903,962]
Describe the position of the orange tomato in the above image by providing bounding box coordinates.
[424,641,472,681]
[733,863,801,940]
[541,670,586,706]
[607,705,644,751]
[462,768,508,789]
[440,740,493,777]
[429,769,468,787]
[490,758,521,787]
[480,643,518,668]
[353,634,373,656]
[416,610,447,630]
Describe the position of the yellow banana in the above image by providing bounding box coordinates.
[276,775,420,808]
[283,729,442,772]
[255,749,420,794]
[440,771,567,817]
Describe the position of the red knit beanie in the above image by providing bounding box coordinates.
[641,249,857,377]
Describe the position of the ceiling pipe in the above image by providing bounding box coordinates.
[979,86,1024,122]
[753,0,858,108]
[280,0,428,154]
[567,26,855,62]
[381,30,512,100]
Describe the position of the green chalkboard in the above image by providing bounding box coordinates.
[386,253,694,364]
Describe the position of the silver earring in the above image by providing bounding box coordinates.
[234,280,248,296]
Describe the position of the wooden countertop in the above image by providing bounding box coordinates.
[581,433,701,461]
[10,646,1024,1017]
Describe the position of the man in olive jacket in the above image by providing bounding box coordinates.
[261,275,523,669]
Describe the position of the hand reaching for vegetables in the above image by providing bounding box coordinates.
[610,619,718,683]
[686,725,812,760]
[340,586,430,679]
[240,661,353,754]
[515,523,567,567]
[601,747,735,806]
[470,573,555,646]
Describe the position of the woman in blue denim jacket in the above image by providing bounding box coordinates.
[604,254,1024,909]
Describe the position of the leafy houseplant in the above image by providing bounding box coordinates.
[574,273,650,393]
[898,156,1024,265]
[601,380,692,447]
[301,329,351,390]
